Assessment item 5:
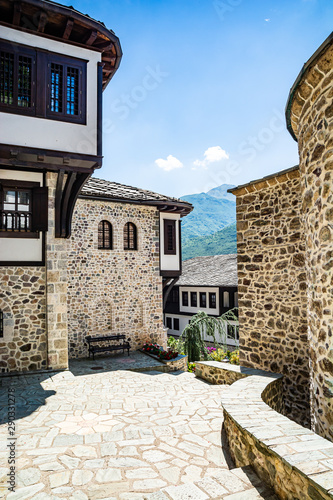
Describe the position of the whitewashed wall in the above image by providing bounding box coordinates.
[0,26,101,156]
[179,286,219,315]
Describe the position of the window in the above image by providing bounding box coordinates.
[0,40,86,123]
[166,317,172,329]
[235,326,239,341]
[223,291,229,308]
[0,310,3,338]
[227,324,235,339]
[0,180,48,237]
[182,291,188,307]
[200,292,207,308]
[124,222,137,250]
[234,292,239,307]
[173,318,179,331]
[209,292,216,309]
[164,219,177,255]
[191,292,197,308]
[98,220,112,249]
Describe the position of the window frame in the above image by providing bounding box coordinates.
[173,318,180,331]
[182,291,189,307]
[199,292,207,308]
[209,292,216,309]
[0,179,46,238]
[164,219,177,255]
[0,39,87,124]
[190,291,197,308]
[0,40,36,116]
[124,222,137,251]
[223,291,229,308]
[98,220,112,250]
[166,317,172,329]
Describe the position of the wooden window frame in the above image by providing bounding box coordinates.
[199,292,207,308]
[164,219,177,255]
[124,222,137,251]
[190,291,197,308]
[0,40,36,116]
[98,220,112,250]
[173,318,180,331]
[0,39,87,124]
[0,179,48,238]
[209,292,216,309]
[182,291,188,307]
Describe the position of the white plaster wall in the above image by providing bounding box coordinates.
[179,286,219,315]
[160,212,180,272]
[165,313,239,347]
[0,26,101,156]
[0,169,43,262]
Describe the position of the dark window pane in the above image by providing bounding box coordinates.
[182,291,188,307]
[18,56,32,108]
[171,288,179,303]
[167,224,174,251]
[166,317,172,329]
[191,292,197,307]
[227,324,235,339]
[98,220,112,249]
[66,67,79,115]
[209,293,216,309]
[174,318,179,331]
[124,222,137,250]
[200,292,206,308]
[50,63,63,113]
[0,51,14,105]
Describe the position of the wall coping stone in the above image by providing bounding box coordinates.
[228,165,299,196]
[211,362,333,499]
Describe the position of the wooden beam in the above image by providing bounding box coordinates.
[93,40,113,51]
[12,2,21,26]
[83,29,97,46]
[37,12,48,33]
[63,17,74,40]
[103,55,117,63]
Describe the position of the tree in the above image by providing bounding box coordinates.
[180,308,238,362]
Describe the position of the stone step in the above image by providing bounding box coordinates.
[145,466,278,500]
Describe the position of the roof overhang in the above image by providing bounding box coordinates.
[286,31,333,142]
[0,0,122,90]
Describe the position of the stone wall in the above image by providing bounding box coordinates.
[231,167,310,426]
[0,267,46,372]
[45,172,69,371]
[222,372,333,500]
[287,37,333,440]
[67,198,166,358]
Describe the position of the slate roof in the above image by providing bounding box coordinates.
[178,254,238,287]
[80,178,192,213]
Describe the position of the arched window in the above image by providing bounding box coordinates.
[98,220,112,249]
[124,222,137,250]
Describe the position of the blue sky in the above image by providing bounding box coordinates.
[72,0,332,197]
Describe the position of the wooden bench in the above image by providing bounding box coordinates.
[86,334,131,360]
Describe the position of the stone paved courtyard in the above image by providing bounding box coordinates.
[0,355,278,500]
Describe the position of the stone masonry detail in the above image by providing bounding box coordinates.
[46,172,69,371]
[67,198,166,358]
[232,168,310,426]
[289,42,333,439]
[0,267,46,372]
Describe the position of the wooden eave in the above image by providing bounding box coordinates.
[0,0,122,90]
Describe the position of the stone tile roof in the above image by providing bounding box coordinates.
[80,177,192,209]
[178,254,238,287]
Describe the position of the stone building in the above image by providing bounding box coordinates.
[0,0,192,373]
[230,31,333,438]
[68,178,192,358]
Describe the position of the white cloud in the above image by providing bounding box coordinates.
[155,154,183,172]
[193,146,229,169]
[265,18,270,22]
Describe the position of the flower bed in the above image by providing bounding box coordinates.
[141,343,178,361]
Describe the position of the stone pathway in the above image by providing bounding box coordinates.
[0,359,278,500]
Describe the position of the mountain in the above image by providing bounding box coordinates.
[180,188,236,240]
[182,222,237,261]
[180,184,236,239]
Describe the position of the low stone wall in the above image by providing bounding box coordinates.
[140,351,187,373]
[221,370,333,499]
